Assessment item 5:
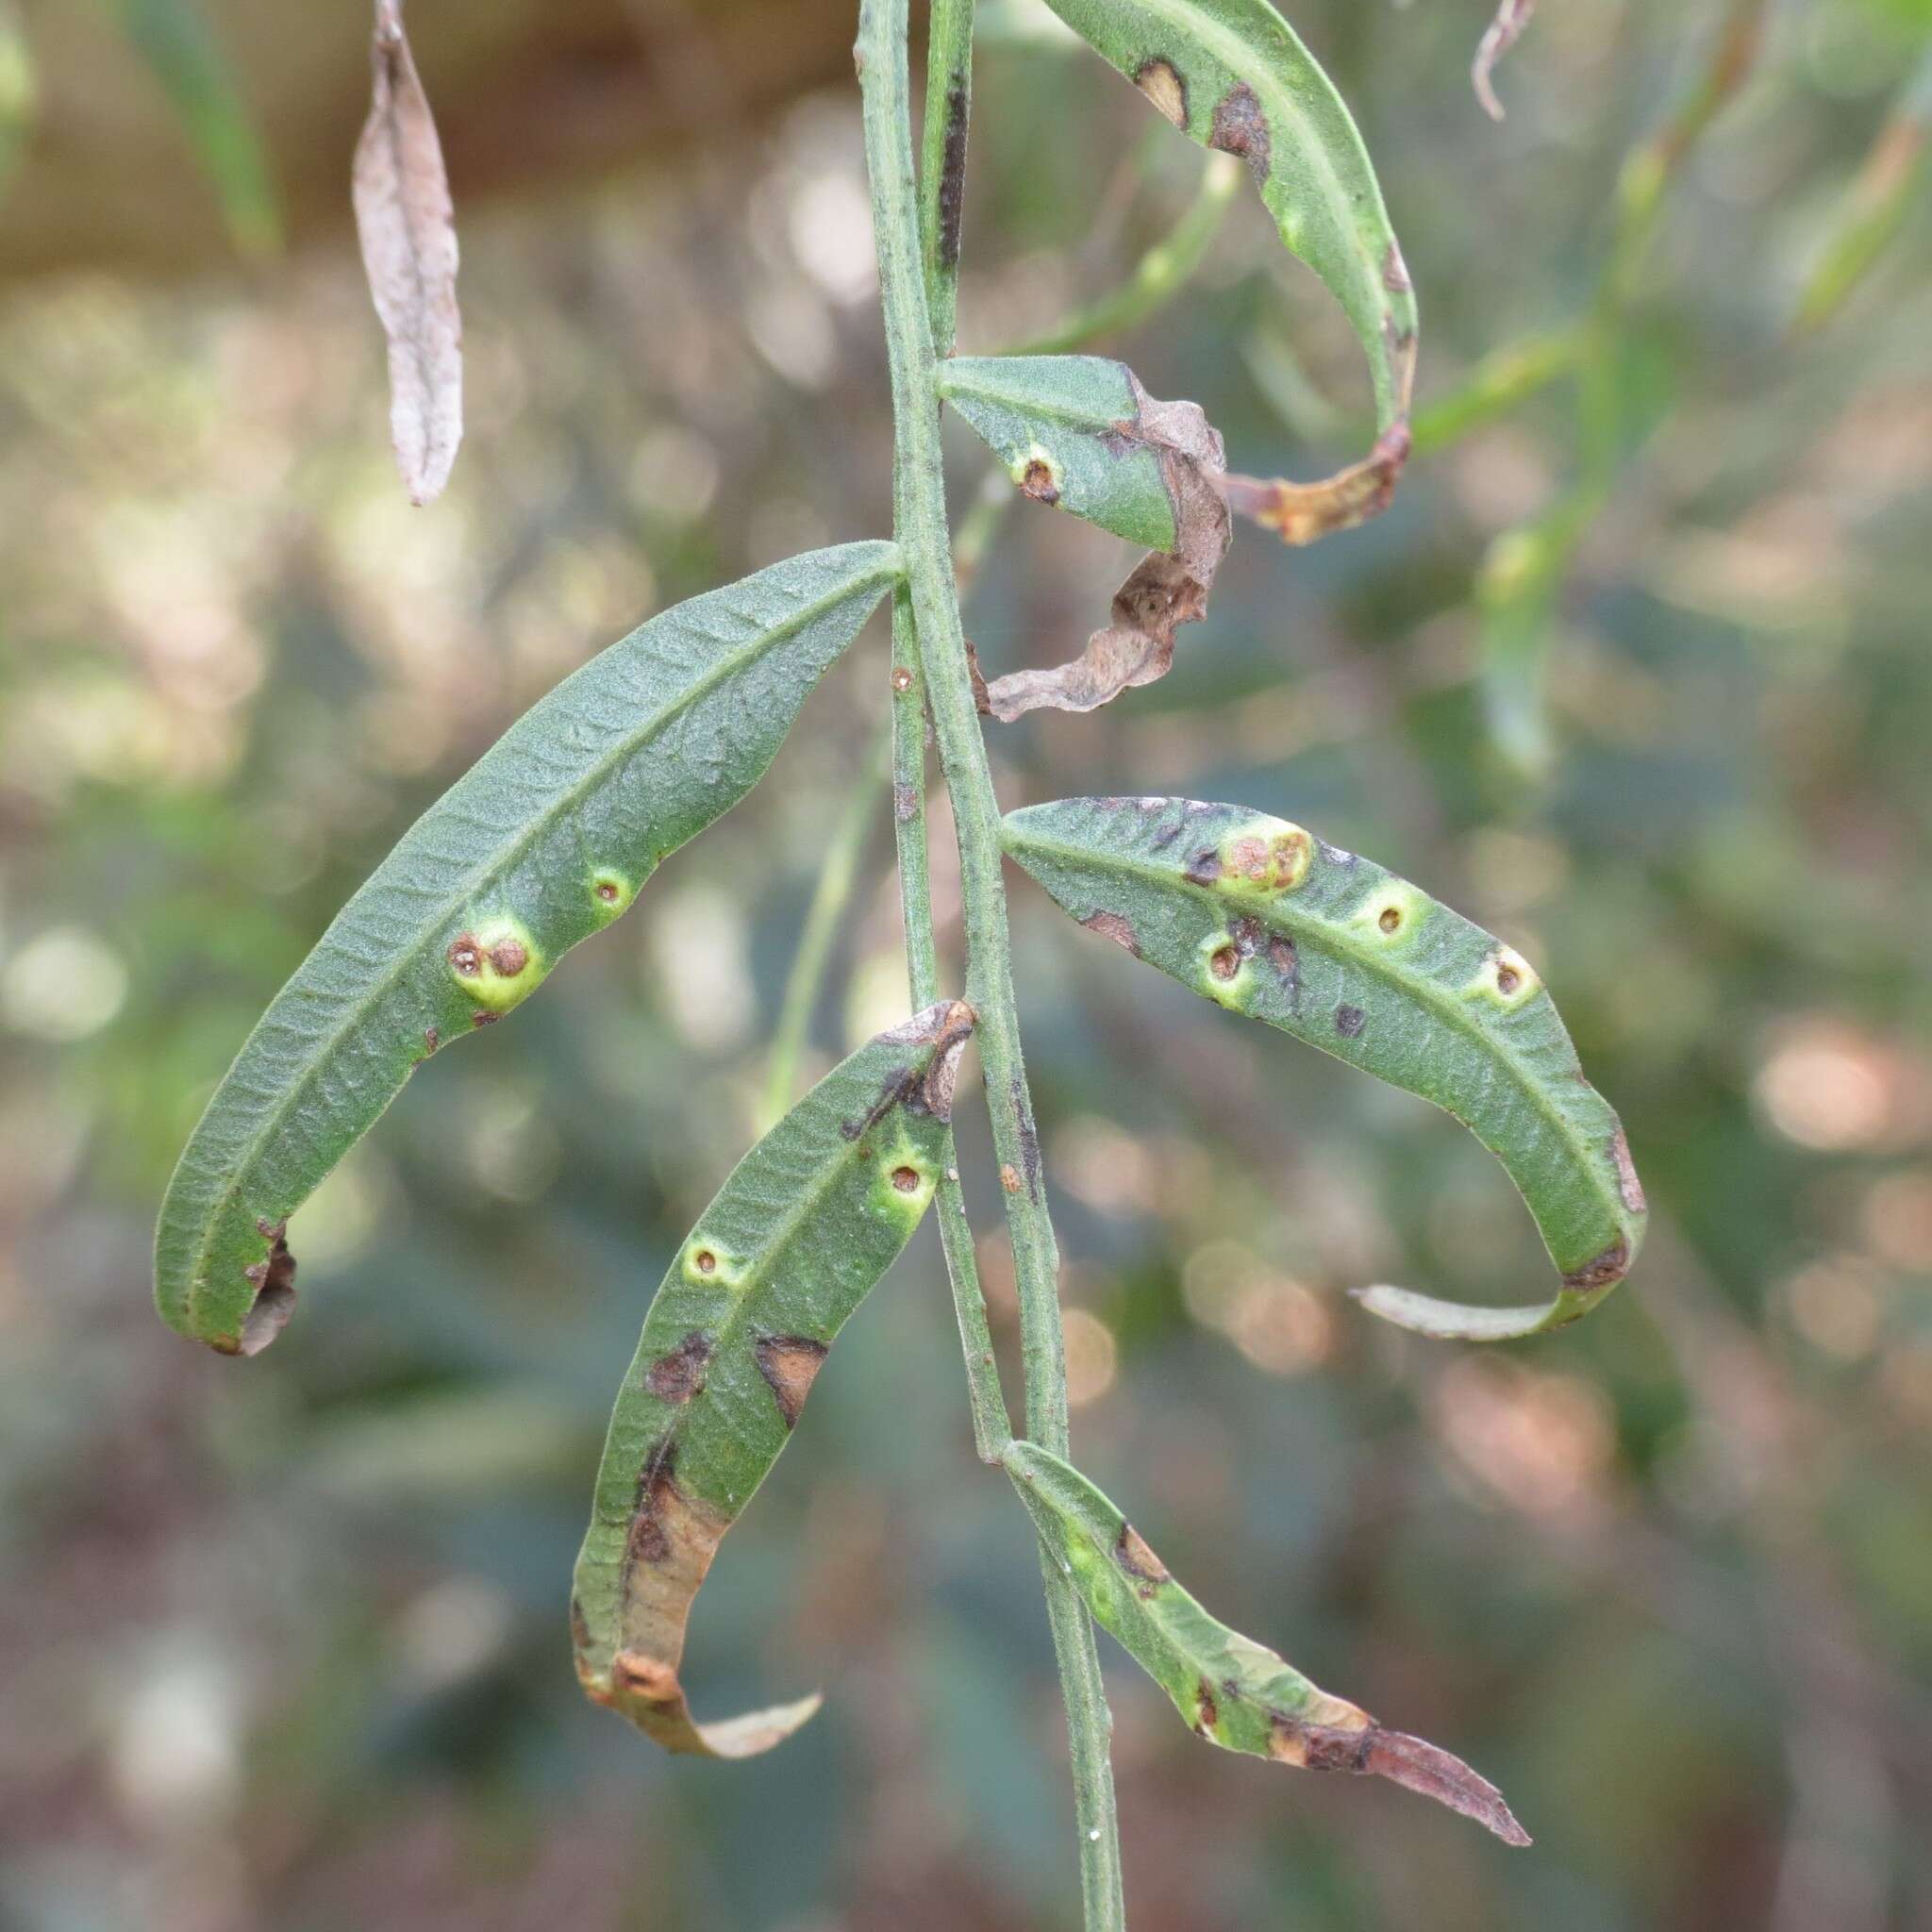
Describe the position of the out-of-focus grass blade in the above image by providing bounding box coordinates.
[154,543,900,1357]
[1794,44,1932,335]
[0,1,35,197]
[573,1002,974,1757]
[98,0,280,258]
[1005,795,1646,1340]
[1006,1441,1531,1841]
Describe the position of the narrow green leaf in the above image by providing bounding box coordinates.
[938,355,1185,553]
[155,543,901,1356]
[98,0,281,258]
[573,1000,975,1757]
[937,356,1230,719]
[1038,0,1418,541]
[1005,1441,1530,1843]
[1003,796,1646,1339]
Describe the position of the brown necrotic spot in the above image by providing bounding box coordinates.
[1113,1522,1170,1597]
[569,1595,591,1651]
[1081,910,1141,956]
[225,1218,297,1357]
[448,933,483,976]
[471,1010,498,1027]
[1184,848,1223,887]
[595,879,622,904]
[937,80,969,268]
[1209,944,1241,982]
[891,1165,922,1193]
[1000,1164,1022,1195]
[423,1024,440,1053]
[1208,82,1272,183]
[646,1329,713,1403]
[1562,1236,1632,1293]
[891,665,914,693]
[756,1334,829,1428]
[1378,906,1403,934]
[1020,458,1060,506]
[1335,1004,1367,1039]
[1133,56,1189,129]
[691,1247,718,1275]
[1384,241,1412,293]
[1194,1679,1220,1737]
[1495,961,1521,994]
[489,937,529,977]
[610,1651,679,1703]
[626,1439,681,1567]
[1610,1130,1647,1216]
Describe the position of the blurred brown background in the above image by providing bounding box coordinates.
[2,0,1930,1927]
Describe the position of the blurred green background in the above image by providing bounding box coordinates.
[3,0,1931,1926]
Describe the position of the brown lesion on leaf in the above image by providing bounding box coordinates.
[894,779,920,824]
[1208,82,1272,184]
[1133,56,1189,130]
[891,665,915,694]
[756,1334,830,1428]
[1223,828,1311,893]
[489,936,528,976]
[217,1216,298,1357]
[1208,943,1241,982]
[569,1595,591,1652]
[1193,1678,1220,1738]
[1081,910,1141,956]
[1562,1235,1631,1294]
[1279,1717,1532,1846]
[471,1010,499,1027]
[1495,959,1522,994]
[646,1329,713,1403]
[448,933,484,977]
[1335,1004,1367,1040]
[1019,458,1060,506]
[1384,241,1413,294]
[1610,1130,1648,1216]
[1113,1521,1170,1597]
[1000,1164,1022,1195]
[891,1164,923,1193]
[1184,848,1224,888]
[423,1024,440,1054]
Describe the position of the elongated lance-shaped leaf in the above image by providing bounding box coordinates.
[1003,797,1646,1339]
[1037,0,1418,542]
[574,1001,975,1757]
[936,355,1231,720]
[155,543,900,1357]
[0,1,35,197]
[1006,1441,1531,1842]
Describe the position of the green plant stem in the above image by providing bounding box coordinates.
[858,1,1124,1922]
[1006,150,1242,357]
[758,722,892,1132]
[1409,328,1579,456]
[918,0,974,358]
[890,587,1011,1463]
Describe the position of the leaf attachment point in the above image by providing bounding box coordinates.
[1003,795,1646,1340]
[354,0,462,505]
[572,1002,974,1757]
[1006,1441,1530,1844]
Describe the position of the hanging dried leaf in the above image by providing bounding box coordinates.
[938,355,1230,720]
[352,0,461,505]
[1474,0,1540,122]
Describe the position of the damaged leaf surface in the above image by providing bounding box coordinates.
[1007,1441,1530,1843]
[574,1003,974,1757]
[938,355,1230,719]
[1004,796,1646,1339]
[354,0,461,505]
[154,543,900,1356]
[1038,0,1419,541]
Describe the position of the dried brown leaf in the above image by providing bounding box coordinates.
[353,0,461,506]
[980,376,1231,722]
[1474,0,1541,122]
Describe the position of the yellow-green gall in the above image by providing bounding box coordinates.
[589,870,637,922]
[682,1236,746,1290]
[1464,944,1541,1007]
[447,916,545,1013]
[1352,879,1425,945]
[1212,819,1312,896]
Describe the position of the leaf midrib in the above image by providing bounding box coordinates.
[175,554,898,1330]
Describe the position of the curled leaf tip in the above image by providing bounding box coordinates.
[1326,1725,1532,1845]
[1223,420,1414,547]
[1473,0,1540,123]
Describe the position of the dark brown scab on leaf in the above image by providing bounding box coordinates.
[1020,458,1061,507]
[448,933,484,977]
[891,1165,923,1194]
[937,81,969,268]
[1335,1004,1367,1040]
[1561,1236,1631,1294]
[1209,944,1241,982]
[595,879,622,905]
[692,1247,718,1276]
[423,1024,440,1054]
[1133,56,1189,130]
[472,1010,499,1027]
[894,779,919,824]
[625,1438,682,1569]
[1184,848,1224,888]
[1208,82,1272,185]
[1194,1679,1220,1738]
[756,1334,829,1428]
[1266,935,1300,1001]
[646,1329,713,1403]
[1113,1522,1170,1598]
[1495,961,1521,994]
[1081,910,1141,957]
[891,665,914,694]
[489,937,528,977]
[1000,1164,1022,1195]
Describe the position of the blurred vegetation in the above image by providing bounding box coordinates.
[3,0,1931,1926]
